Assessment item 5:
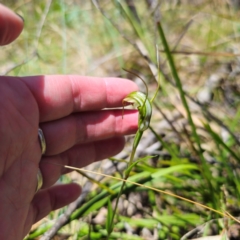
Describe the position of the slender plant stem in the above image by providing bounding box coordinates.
[156,20,218,207]
[109,130,143,237]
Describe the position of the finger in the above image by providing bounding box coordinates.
[39,137,125,188]
[0,4,24,46]
[21,75,138,122]
[40,109,137,155]
[32,183,81,223]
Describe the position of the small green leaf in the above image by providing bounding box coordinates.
[124,155,155,176]
[151,164,198,179]
[106,197,114,235]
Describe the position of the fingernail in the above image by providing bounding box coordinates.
[15,13,24,23]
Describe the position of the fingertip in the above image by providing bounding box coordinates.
[32,183,81,222]
[0,4,24,46]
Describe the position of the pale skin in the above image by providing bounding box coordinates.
[0,4,138,240]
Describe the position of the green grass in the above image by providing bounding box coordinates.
[2,0,240,239]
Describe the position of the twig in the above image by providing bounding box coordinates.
[35,0,53,50]
[159,49,240,57]
[180,217,236,240]
[153,102,183,141]
[171,19,193,52]
[1,51,37,76]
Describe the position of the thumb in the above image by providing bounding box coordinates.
[0,4,24,46]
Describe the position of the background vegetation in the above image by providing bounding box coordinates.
[2,0,240,239]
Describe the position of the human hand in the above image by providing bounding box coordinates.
[0,4,138,240]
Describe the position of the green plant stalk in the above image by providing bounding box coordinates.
[109,130,143,236]
[157,21,201,162]
[106,197,114,235]
[156,20,218,207]
[108,89,152,237]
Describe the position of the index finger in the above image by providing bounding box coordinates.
[21,75,138,122]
